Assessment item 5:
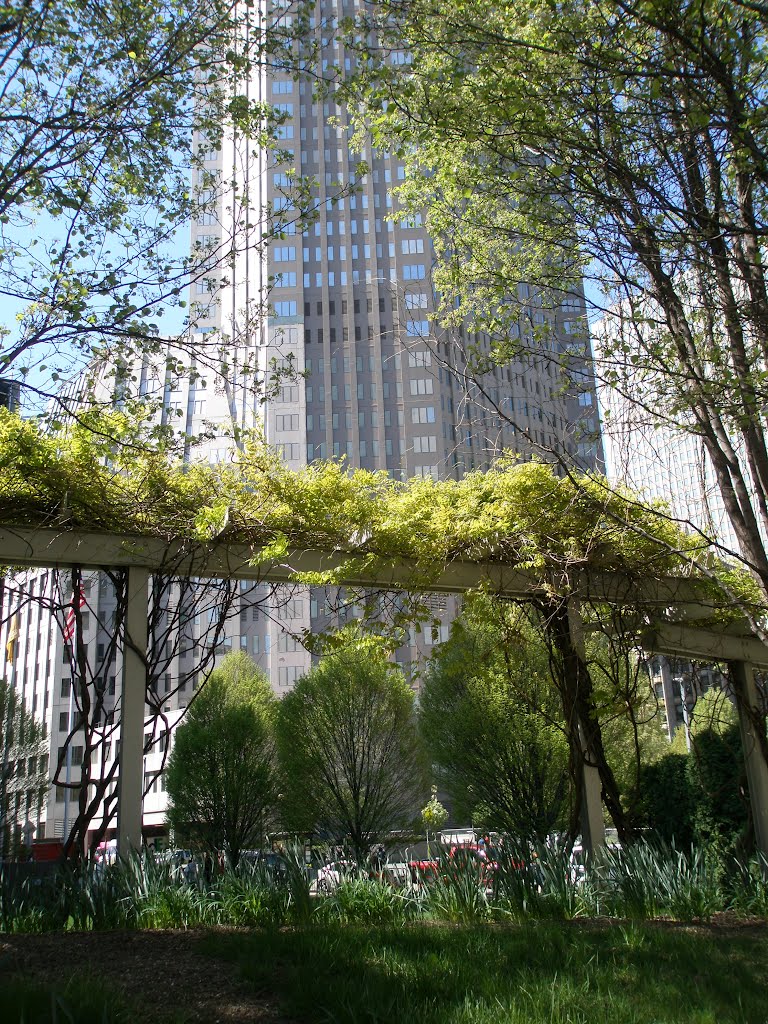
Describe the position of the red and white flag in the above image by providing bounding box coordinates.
[63,586,87,641]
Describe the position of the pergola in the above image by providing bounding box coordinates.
[2,523,767,861]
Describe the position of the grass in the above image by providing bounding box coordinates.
[204,921,768,1024]
[0,975,142,1024]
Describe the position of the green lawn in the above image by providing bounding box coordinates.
[205,921,768,1024]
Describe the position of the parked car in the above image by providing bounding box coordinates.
[310,860,354,894]
[409,843,501,887]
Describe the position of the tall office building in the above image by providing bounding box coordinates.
[0,1,602,850]
[183,0,603,668]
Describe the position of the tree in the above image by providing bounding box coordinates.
[586,633,670,815]
[421,786,448,853]
[346,0,768,784]
[349,0,768,600]
[420,595,570,842]
[0,0,306,407]
[0,677,49,857]
[165,652,278,867]
[277,632,427,862]
[638,689,749,853]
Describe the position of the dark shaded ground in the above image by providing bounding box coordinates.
[0,928,295,1023]
[1,917,766,1023]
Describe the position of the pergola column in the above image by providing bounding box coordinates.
[117,566,149,856]
[730,660,768,869]
[567,599,605,855]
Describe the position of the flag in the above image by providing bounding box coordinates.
[5,612,18,661]
[63,587,87,641]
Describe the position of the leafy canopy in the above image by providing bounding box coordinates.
[0,407,756,620]
[420,594,570,841]
[165,652,278,866]
[276,629,426,860]
[0,0,301,402]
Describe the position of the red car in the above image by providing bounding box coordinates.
[409,843,500,884]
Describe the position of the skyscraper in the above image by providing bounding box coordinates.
[179,0,603,677]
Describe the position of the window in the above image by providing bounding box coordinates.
[274,271,296,287]
[406,321,430,337]
[405,293,428,309]
[401,238,424,254]
[424,624,450,646]
[411,406,436,424]
[196,195,218,226]
[403,264,426,280]
[277,442,300,461]
[410,378,434,396]
[277,633,302,653]
[277,599,303,620]
[60,677,71,698]
[273,246,296,261]
[273,301,297,317]
[408,350,432,367]
[413,435,437,453]
[276,413,299,431]
[578,391,593,406]
[278,665,301,687]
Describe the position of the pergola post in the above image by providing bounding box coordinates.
[567,599,605,856]
[730,660,768,870]
[117,566,149,857]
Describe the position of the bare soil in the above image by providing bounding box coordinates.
[0,928,295,1023]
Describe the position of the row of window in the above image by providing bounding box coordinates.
[304,350,431,375]
[279,269,403,289]
[275,239,425,265]
[307,408,401,430]
[307,381,409,402]
[307,296,384,316]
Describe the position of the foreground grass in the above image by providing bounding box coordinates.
[1,975,141,1024]
[205,921,768,1024]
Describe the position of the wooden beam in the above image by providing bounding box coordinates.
[730,662,768,871]
[643,624,768,667]
[0,525,717,606]
[116,566,149,856]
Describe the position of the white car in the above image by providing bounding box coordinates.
[311,860,354,894]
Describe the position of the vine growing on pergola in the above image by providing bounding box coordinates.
[0,407,765,848]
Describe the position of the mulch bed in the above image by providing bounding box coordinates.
[0,928,296,1023]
